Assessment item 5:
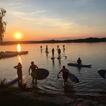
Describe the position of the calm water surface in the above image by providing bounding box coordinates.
[0,43,106,96]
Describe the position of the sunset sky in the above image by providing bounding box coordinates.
[0,0,106,41]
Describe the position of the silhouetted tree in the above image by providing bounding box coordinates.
[0,8,6,43]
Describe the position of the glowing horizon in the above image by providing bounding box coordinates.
[0,0,106,41]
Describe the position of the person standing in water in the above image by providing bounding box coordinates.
[40,45,42,50]
[29,61,38,86]
[77,57,82,65]
[40,45,43,53]
[57,66,69,85]
[14,62,23,87]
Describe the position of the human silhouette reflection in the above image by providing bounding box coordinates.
[51,58,55,68]
[77,66,81,73]
[58,58,61,66]
[57,48,61,58]
[45,45,49,54]
[64,84,75,97]
[63,45,65,53]
[46,52,48,58]
[52,48,55,58]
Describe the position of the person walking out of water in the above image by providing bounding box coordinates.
[77,57,82,65]
[29,61,38,86]
[45,45,49,54]
[14,62,23,87]
[52,48,55,58]
[57,66,69,85]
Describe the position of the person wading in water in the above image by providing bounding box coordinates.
[29,61,38,87]
[57,66,69,85]
[77,57,82,65]
[14,62,23,87]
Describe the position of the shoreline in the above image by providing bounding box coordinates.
[0,37,106,45]
[0,86,106,106]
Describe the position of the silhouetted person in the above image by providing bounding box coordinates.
[57,45,59,50]
[52,48,55,58]
[57,66,69,85]
[29,61,38,86]
[14,62,23,87]
[77,57,82,65]
[45,45,49,54]
[40,45,42,49]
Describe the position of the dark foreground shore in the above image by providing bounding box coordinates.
[0,87,106,106]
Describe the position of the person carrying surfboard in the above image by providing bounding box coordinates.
[14,62,23,87]
[29,61,38,86]
[57,66,69,85]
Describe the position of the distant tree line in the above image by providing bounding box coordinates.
[0,8,6,44]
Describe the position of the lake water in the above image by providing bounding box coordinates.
[0,43,106,96]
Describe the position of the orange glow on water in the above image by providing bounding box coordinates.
[16,44,22,63]
[17,55,22,63]
[17,44,21,52]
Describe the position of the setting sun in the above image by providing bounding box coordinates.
[14,32,23,40]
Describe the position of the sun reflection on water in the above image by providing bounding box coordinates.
[17,44,21,52]
[17,55,22,63]
[17,44,22,63]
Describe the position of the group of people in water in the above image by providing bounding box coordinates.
[14,62,71,88]
[14,58,82,88]
[14,45,82,88]
[40,45,65,59]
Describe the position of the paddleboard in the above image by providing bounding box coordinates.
[68,73,79,83]
[98,69,106,79]
[67,63,91,68]
[7,78,18,86]
[32,68,49,80]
